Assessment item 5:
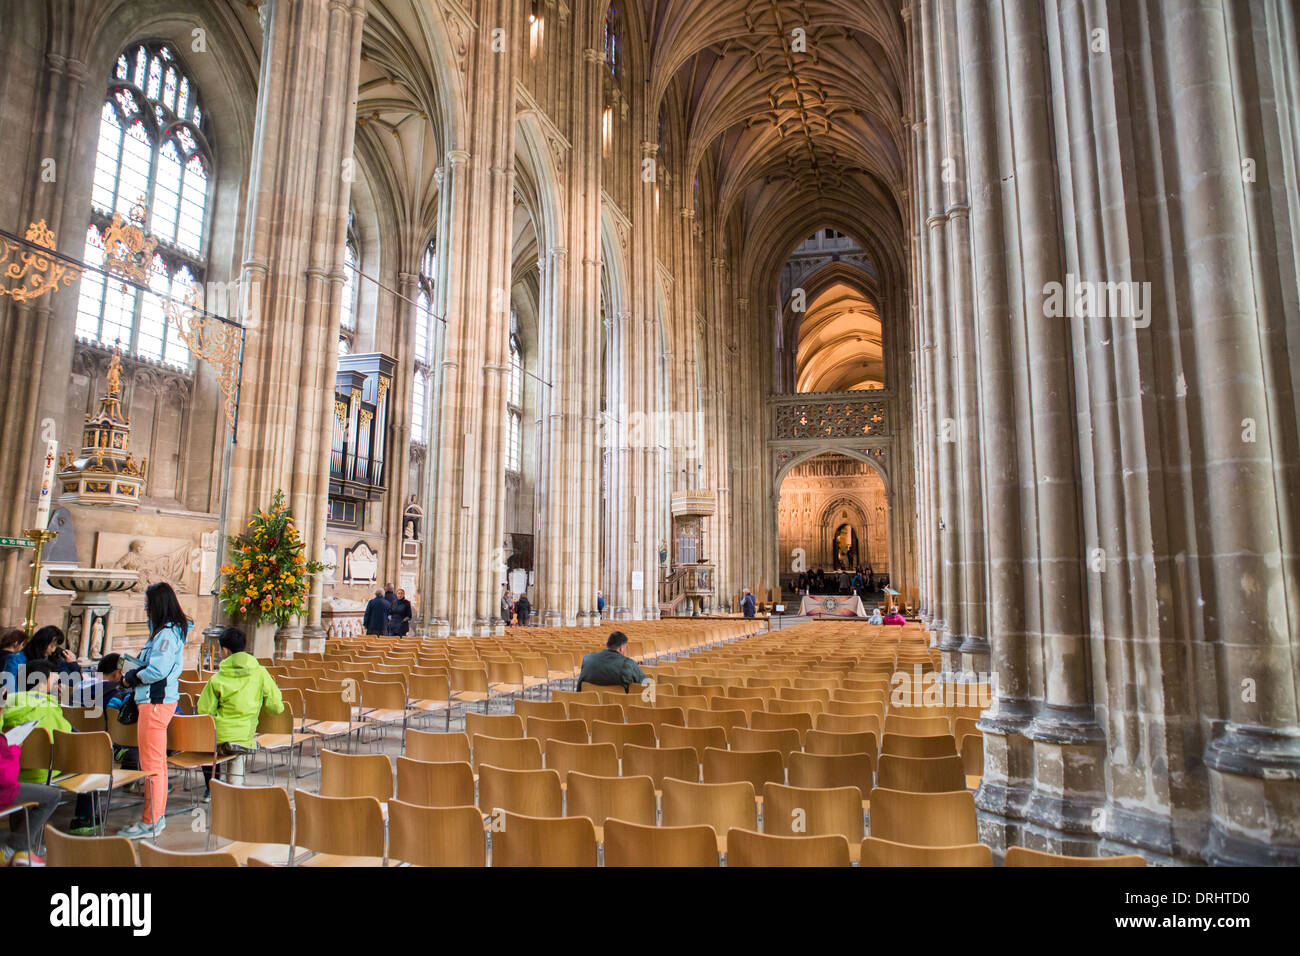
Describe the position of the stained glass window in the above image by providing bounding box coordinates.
[605,7,618,76]
[506,332,523,472]
[411,239,437,444]
[76,41,211,368]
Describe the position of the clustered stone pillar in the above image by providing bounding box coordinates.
[914,0,1300,863]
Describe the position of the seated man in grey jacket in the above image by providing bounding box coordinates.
[576,632,648,691]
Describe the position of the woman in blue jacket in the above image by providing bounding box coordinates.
[116,582,191,839]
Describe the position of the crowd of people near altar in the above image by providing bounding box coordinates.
[793,566,886,599]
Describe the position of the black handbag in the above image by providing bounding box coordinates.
[117,693,139,725]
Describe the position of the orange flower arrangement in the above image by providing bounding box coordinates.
[218,489,329,628]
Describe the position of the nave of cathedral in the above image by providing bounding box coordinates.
[0,0,1296,874]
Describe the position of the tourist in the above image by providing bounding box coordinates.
[72,653,125,709]
[883,605,906,626]
[0,726,60,867]
[868,606,884,625]
[0,628,26,693]
[2,660,73,782]
[116,582,191,839]
[596,590,605,614]
[363,589,390,636]
[515,591,531,626]
[9,626,79,684]
[383,581,396,606]
[500,589,513,625]
[740,587,756,619]
[197,626,283,792]
[388,588,412,636]
[576,631,648,691]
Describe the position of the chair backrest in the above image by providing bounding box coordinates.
[449,665,489,694]
[257,702,294,735]
[388,801,486,866]
[19,727,54,779]
[51,729,112,775]
[860,836,993,867]
[492,812,597,867]
[525,716,589,751]
[478,764,563,818]
[725,827,851,866]
[1005,846,1147,867]
[465,712,524,740]
[44,825,137,866]
[603,818,719,867]
[210,779,292,846]
[816,712,882,736]
[361,680,407,710]
[395,757,476,808]
[876,754,966,793]
[622,744,699,789]
[767,698,824,717]
[730,726,801,762]
[823,700,883,718]
[702,747,785,791]
[551,689,598,707]
[761,783,864,843]
[408,674,450,701]
[867,787,978,846]
[406,729,470,763]
[293,791,386,860]
[320,750,394,801]
[960,733,983,776]
[472,734,543,774]
[882,733,958,758]
[788,751,875,796]
[590,720,656,757]
[661,777,757,835]
[62,705,106,733]
[544,739,618,784]
[513,699,566,722]
[659,723,726,763]
[139,842,239,867]
[685,707,747,739]
[884,714,952,737]
[565,771,657,829]
[805,729,877,757]
[304,689,350,723]
[566,702,624,732]
[623,704,684,736]
[749,710,813,740]
[779,687,832,704]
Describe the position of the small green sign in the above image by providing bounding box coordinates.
[0,536,34,549]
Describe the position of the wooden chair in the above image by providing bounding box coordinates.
[711,695,765,720]
[1005,846,1147,867]
[525,716,589,752]
[292,791,386,866]
[320,750,394,816]
[545,739,618,788]
[750,710,813,742]
[447,665,491,728]
[960,733,983,789]
[623,704,684,738]
[591,719,655,758]
[513,699,566,722]
[492,811,597,866]
[884,714,952,737]
[603,818,719,867]
[388,801,486,866]
[253,703,316,783]
[407,674,450,725]
[18,726,54,784]
[877,754,967,793]
[661,777,757,855]
[166,713,238,797]
[62,705,106,733]
[882,732,958,758]
[50,730,150,834]
[358,680,414,739]
[207,779,300,865]
[465,712,525,740]
[730,726,801,763]
[487,660,528,699]
[816,713,882,737]
[566,702,625,734]
[685,707,747,741]
[303,688,367,753]
[565,771,656,842]
[406,729,470,763]
[471,734,543,774]
[477,764,563,818]
[779,687,832,705]
[139,842,239,867]
[726,827,850,866]
[660,723,726,764]
[702,747,785,795]
[789,751,875,808]
[622,744,699,792]
[805,729,877,757]
[395,757,476,808]
[867,787,978,847]
[763,782,866,862]
[44,825,137,867]
[551,689,598,707]
[767,698,824,718]
[861,837,993,866]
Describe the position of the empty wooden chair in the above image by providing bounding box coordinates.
[788,751,875,806]
[767,698,824,718]
[477,764,563,818]
[44,826,136,867]
[660,723,726,764]
[730,726,800,763]
[545,739,618,787]
[513,699,566,722]
[565,771,656,842]
[726,828,850,867]
[877,754,967,793]
[465,712,524,740]
[292,791,386,866]
[566,702,625,734]
[591,719,656,758]
[166,713,239,790]
[868,788,978,847]
[661,777,757,854]
[1005,846,1147,867]
[685,707,747,741]
[622,744,699,791]
[882,732,958,758]
[884,714,952,737]
[750,709,813,742]
[805,729,877,757]
[320,750,394,813]
[762,782,865,862]
[960,733,983,788]
[551,689,599,707]
[406,729,470,764]
[139,842,239,867]
[471,734,543,774]
[407,674,450,724]
[525,716,589,751]
[447,665,491,728]
[395,757,476,808]
[702,747,784,794]
[388,801,486,866]
[860,837,993,866]
[491,811,597,866]
[603,818,719,867]
[49,730,150,834]
[207,779,299,865]
[816,712,882,736]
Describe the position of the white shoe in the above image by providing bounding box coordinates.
[117,818,165,839]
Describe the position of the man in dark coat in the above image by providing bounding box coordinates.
[363,589,390,636]
[740,588,757,619]
[387,588,412,636]
[514,592,531,626]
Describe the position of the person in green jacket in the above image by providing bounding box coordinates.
[196,627,283,792]
[576,632,650,692]
[2,660,72,783]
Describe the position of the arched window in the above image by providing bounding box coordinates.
[604,6,619,76]
[411,239,436,445]
[76,41,212,368]
[338,213,359,355]
[506,327,523,473]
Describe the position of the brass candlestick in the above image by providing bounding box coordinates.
[21,528,58,637]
